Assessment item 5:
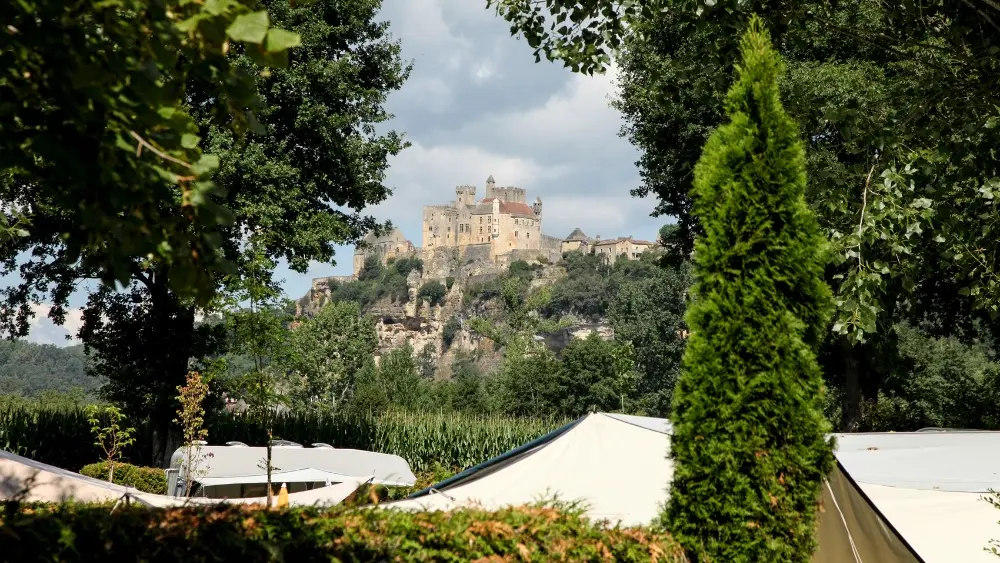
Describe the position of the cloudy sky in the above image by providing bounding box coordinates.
[16,0,666,346]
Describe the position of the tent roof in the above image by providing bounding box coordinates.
[833,430,1000,492]
[390,413,1000,563]
[0,448,130,503]
[170,445,416,487]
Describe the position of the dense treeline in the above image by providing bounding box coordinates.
[0,341,98,399]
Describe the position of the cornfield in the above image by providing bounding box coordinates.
[0,405,567,473]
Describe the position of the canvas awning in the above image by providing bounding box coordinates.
[195,468,359,487]
[126,479,363,508]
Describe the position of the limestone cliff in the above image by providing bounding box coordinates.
[298,257,612,377]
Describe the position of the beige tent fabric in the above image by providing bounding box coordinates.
[814,464,920,563]
[126,479,363,508]
[856,482,997,563]
[384,414,944,561]
[384,413,672,526]
[0,450,129,503]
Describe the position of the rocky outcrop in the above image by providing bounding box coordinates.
[297,255,610,379]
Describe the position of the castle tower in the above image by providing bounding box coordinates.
[456,185,476,207]
[485,174,496,199]
[532,197,543,218]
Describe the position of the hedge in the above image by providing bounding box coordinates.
[0,406,566,472]
[79,462,167,494]
[0,503,688,563]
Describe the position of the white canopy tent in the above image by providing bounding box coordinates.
[384,412,1000,563]
[0,448,131,503]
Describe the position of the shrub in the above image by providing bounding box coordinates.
[392,256,423,277]
[79,462,167,494]
[0,503,688,562]
[442,316,461,350]
[418,280,447,307]
[664,19,834,563]
[445,276,455,290]
[507,259,539,282]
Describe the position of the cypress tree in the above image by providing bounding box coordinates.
[663,17,835,563]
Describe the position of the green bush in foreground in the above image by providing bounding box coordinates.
[0,503,688,563]
[664,18,834,563]
[79,461,167,495]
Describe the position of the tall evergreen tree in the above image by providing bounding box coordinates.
[664,18,834,562]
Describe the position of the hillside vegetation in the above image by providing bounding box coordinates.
[0,341,98,399]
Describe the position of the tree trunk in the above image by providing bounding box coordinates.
[147,272,197,468]
[839,340,881,432]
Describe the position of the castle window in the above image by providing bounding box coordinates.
[515,231,518,237]
[515,219,519,225]
[448,226,451,232]
[527,233,530,238]
[479,227,483,234]
[479,217,483,223]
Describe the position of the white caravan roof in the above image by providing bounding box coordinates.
[169,444,416,487]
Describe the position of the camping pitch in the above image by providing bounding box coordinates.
[384,412,1000,563]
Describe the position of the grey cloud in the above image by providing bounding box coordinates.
[285,0,666,300]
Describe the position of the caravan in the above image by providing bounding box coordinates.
[166,440,416,499]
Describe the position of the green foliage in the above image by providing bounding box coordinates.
[507,260,541,282]
[664,21,833,562]
[417,280,447,307]
[468,277,569,347]
[392,257,424,278]
[545,252,612,320]
[608,1,1000,427]
[0,342,98,398]
[555,333,628,417]
[843,324,1000,432]
[1,0,301,301]
[445,276,456,290]
[284,300,379,412]
[0,503,688,563]
[78,462,167,495]
[416,343,438,380]
[2,0,408,464]
[442,316,461,350]
[368,345,424,411]
[484,0,662,74]
[608,261,692,416]
[330,257,414,308]
[174,371,211,496]
[84,405,137,484]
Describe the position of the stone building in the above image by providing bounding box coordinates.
[561,228,593,254]
[352,227,416,277]
[591,236,657,264]
[422,175,544,259]
[561,227,658,264]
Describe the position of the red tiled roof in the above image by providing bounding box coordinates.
[479,198,536,218]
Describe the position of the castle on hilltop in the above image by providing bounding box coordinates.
[349,175,661,278]
[423,174,548,254]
